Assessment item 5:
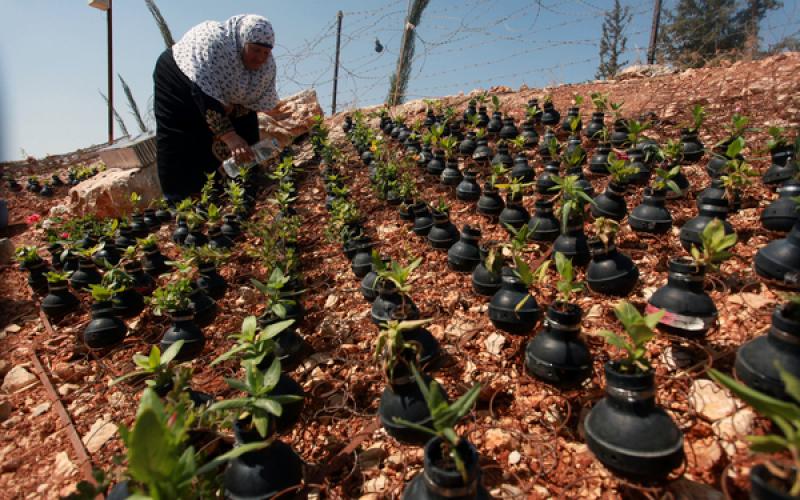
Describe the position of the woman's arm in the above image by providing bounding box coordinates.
[190,84,253,162]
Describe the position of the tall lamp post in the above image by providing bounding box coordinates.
[88,0,113,143]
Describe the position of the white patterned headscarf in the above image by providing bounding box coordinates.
[172,14,278,111]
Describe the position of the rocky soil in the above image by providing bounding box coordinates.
[0,52,798,498]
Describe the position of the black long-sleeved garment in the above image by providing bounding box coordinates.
[153,49,258,202]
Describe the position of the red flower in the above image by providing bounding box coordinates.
[25,214,41,225]
[60,232,69,240]
[616,152,629,161]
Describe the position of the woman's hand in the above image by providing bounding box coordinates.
[220,131,253,163]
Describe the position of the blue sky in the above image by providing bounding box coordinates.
[0,0,797,161]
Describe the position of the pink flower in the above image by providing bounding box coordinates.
[25,214,41,225]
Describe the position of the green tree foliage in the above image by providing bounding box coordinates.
[596,0,632,79]
[658,0,782,68]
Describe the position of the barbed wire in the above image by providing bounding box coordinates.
[273,0,799,114]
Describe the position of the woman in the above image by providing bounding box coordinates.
[153,14,285,202]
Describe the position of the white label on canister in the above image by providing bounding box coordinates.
[645,304,715,332]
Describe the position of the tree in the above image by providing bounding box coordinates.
[658,0,781,68]
[144,0,175,49]
[736,0,784,58]
[766,34,800,54]
[386,0,430,106]
[596,0,632,79]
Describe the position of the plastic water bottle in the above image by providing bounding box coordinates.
[222,136,281,178]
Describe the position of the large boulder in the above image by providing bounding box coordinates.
[258,89,324,149]
[69,163,161,218]
[69,133,161,218]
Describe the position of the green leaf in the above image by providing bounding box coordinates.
[132,352,151,369]
[778,364,800,405]
[223,377,251,394]
[259,319,295,340]
[261,357,282,392]
[598,330,633,355]
[272,303,287,319]
[270,394,303,405]
[644,309,665,330]
[250,278,269,295]
[159,340,184,366]
[447,384,481,421]
[513,256,534,287]
[395,319,434,332]
[252,398,283,416]
[195,441,270,477]
[210,344,248,366]
[747,434,789,454]
[252,415,268,438]
[241,316,258,339]
[666,180,681,195]
[207,398,251,412]
[441,427,461,447]
[148,346,160,369]
[127,408,172,487]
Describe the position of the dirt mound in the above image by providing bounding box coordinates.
[0,53,798,498]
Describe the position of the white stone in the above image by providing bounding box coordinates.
[713,407,756,455]
[491,484,524,497]
[641,286,657,301]
[82,418,118,453]
[31,402,51,417]
[362,474,390,494]
[54,451,75,477]
[484,428,515,451]
[386,452,403,466]
[48,204,70,217]
[2,366,37,393]
[3,324,20,334]
[689,379,738,421]
[236,286,258,305]
[585,304,603,318]
[616,64,675,80]
[324,294,338,309]
[484,333,506,355]
[57,384,80,397]
[508,450,521,465]
[692,437,724,470]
